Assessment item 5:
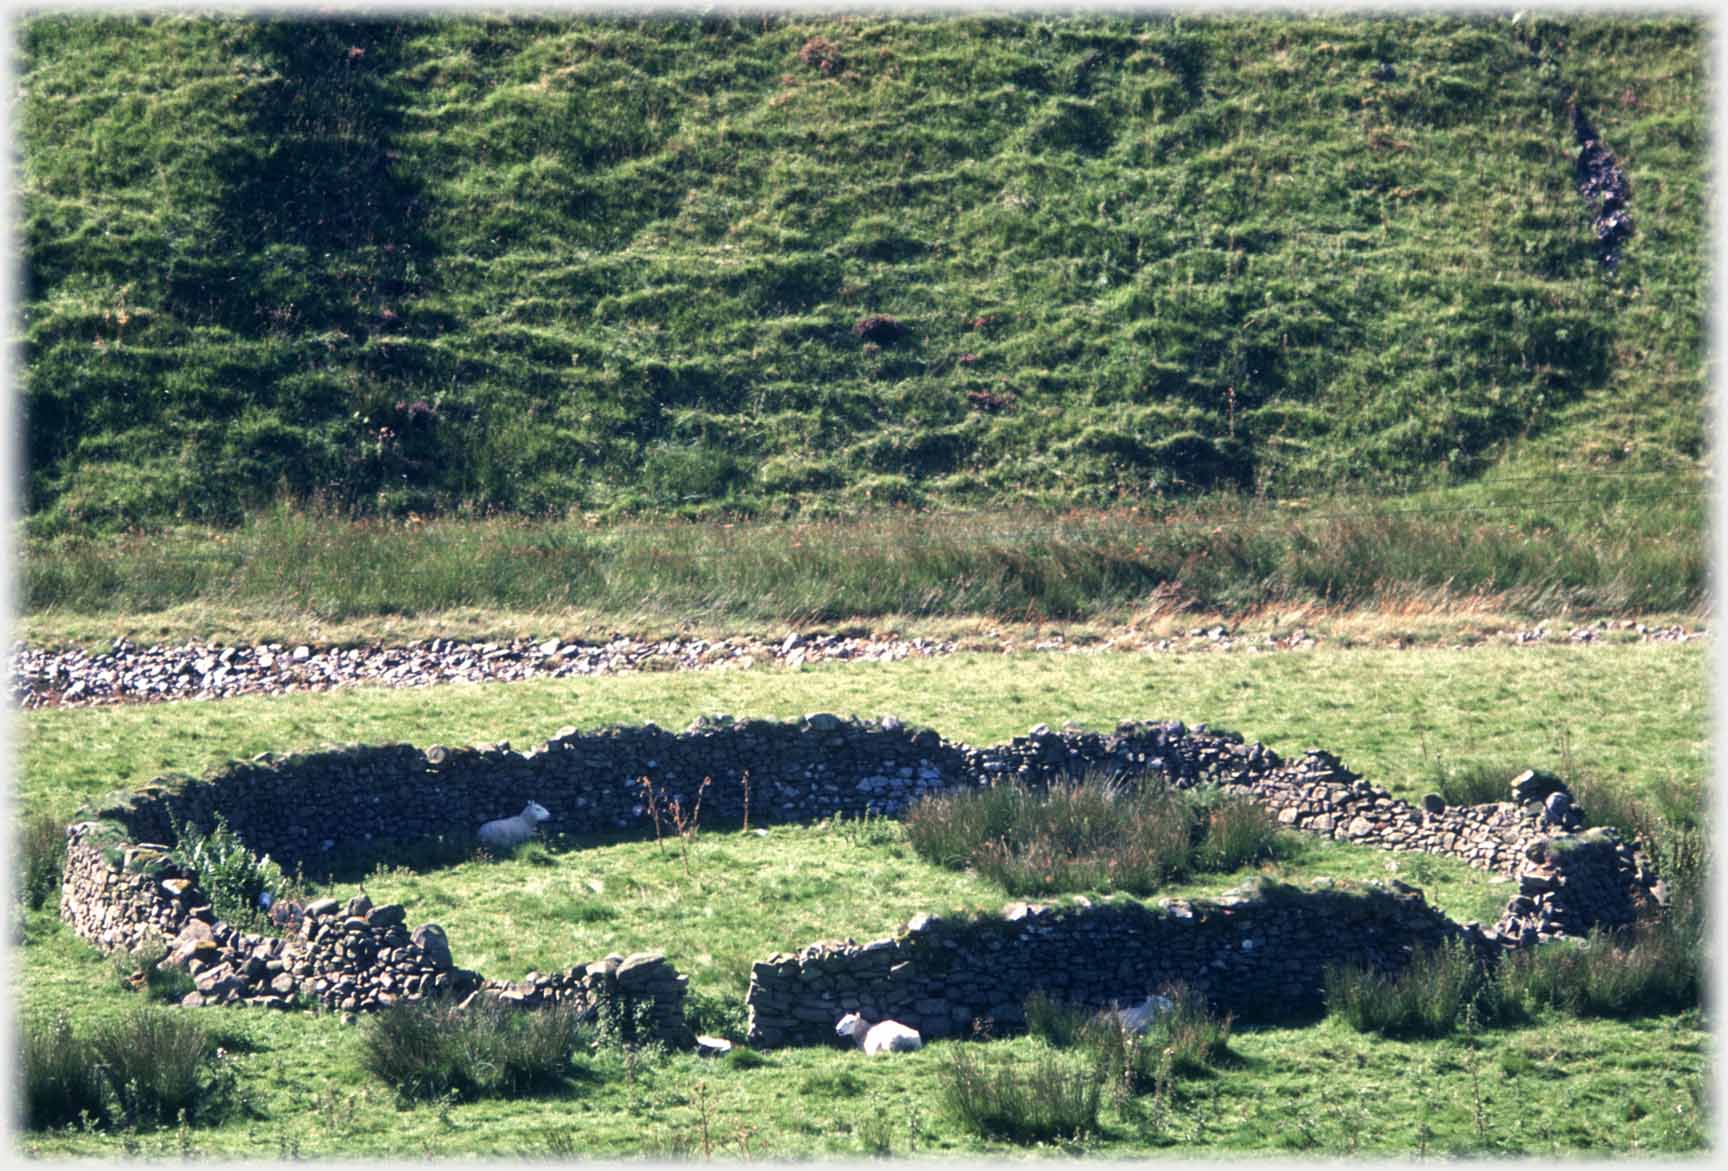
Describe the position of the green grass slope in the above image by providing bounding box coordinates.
[19,12,1707,531]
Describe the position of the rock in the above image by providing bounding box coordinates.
[804,713,841,732]
[695,1035,734,1057]
[366,904,406,929]
[616,951,667,987]
[1510,769,1566,804]
[411,924,453,970]
[1421,794,1445,815]
[305,897,340,918]
[344,894,373,919]
[1543,791,1573,825]
[172,938,221,969]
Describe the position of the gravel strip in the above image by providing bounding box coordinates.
[8,620,1705,711]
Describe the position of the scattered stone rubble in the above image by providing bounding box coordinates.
[59,829,689,1044]
[10,620,1704,709]
[60,716,1664,1050]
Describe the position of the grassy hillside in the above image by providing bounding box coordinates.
[18,12,1707,533]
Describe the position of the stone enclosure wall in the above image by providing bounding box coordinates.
[745,883,1468,1047]
[59,828,690,1044]
[61,715,1662,1048]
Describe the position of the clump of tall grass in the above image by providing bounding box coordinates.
[1418,756,1516,807]
[939,1043,1102,1144]
[1027,983,1233,1093]
[88,1007,225,1128]
[904,774,1284,896]
[1325,938,1513,1038]
[360,997,594,1102]
[14,813,67,912]
[1552,760,1707,1016]
[19,1015,108,1131]
[18,1006,232,1132]
[1500,920,1703,1019]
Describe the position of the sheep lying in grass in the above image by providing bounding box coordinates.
[477,801,551,851]
[836,1013,923,1054]
[1112,994,1175,1035]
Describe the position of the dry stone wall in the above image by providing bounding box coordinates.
[62,714,1661,1049]
[59,828,689,1045]
[745,883,1469,1047]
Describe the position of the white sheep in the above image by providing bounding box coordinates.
[477,801,551,850]
[836,1013,923,1055]
[1111,994,1175,1035]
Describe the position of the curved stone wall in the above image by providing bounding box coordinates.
[60,715,1662,1047]
[745,882,1469,1047]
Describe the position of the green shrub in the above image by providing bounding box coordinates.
[166,813,297,931]
[88,1005,225,1128]
[361,997,594,1102]
[684,990,749,1042]
[939,1043,1102,1144]
[19,1014,108,1131]
[15,814,66,911]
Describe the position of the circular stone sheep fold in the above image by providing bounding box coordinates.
[56,715,1665,1053]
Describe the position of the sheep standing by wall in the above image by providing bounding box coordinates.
[478,801,551,850]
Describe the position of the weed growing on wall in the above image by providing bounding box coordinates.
[166,813,299,932]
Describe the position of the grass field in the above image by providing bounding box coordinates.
[12,641,1709,1156]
